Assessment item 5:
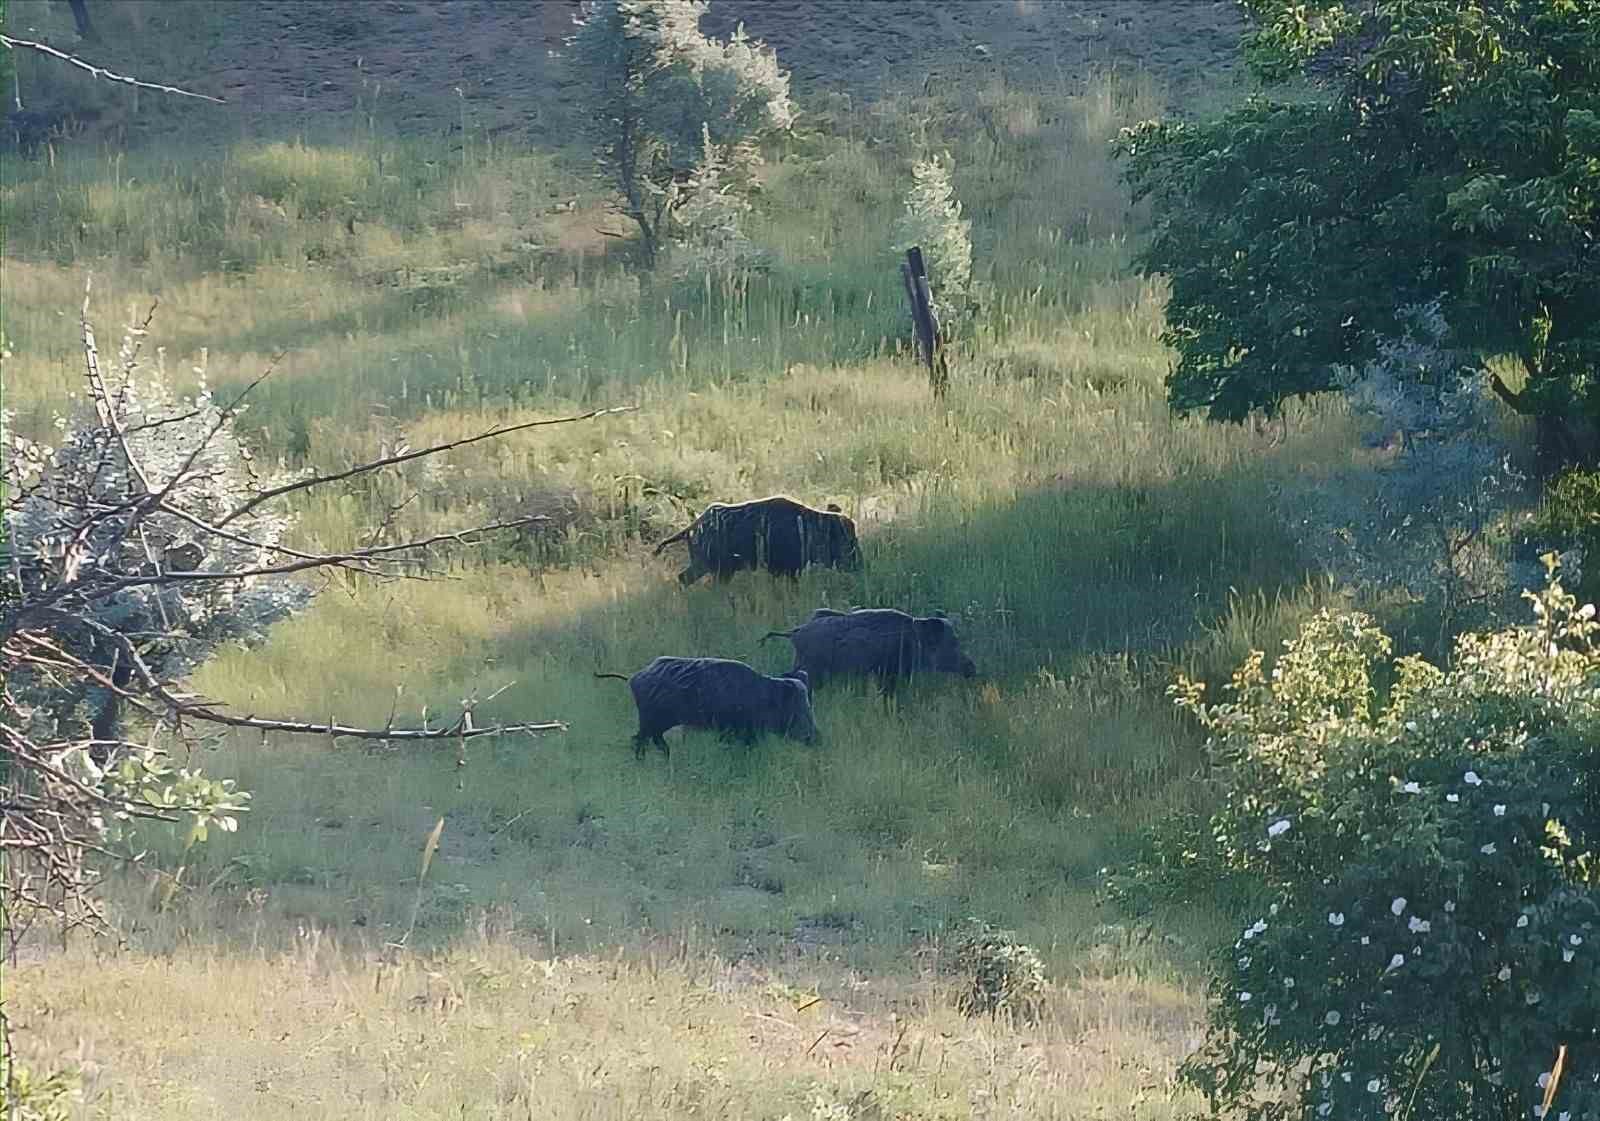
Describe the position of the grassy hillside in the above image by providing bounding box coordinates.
[0,4,1363,1117]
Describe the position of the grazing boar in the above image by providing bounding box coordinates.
[761,607,977,693]
[652,496,862,585]
[595,656,818,757]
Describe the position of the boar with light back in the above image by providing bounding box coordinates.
[595,656,817,757]
[652,496,861,585]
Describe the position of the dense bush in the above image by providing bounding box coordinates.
[1158,561,1600,1120]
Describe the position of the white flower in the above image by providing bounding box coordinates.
[1481,842,1498,855]
[1497,966,1512,981]
[1408,916,1431,934]
[1539,1072,1553,1089]
[1239,991,1252,1003]
[1284,976,1295,988]
[1404,721,1419,732]
[1361,936,1370,945]
[1391,897,1408,916]
[1385,953,1405,972]
[1517,915,1529,929]
[1564,949,1576,963]
[1444,901,1456,913]
[1238,956,1251,969]
[1317,1105,1331,1118]
[1543,802,1551,815]
[1325,1010,1341,1026]
[1329,912,1346,927]
[1526,990,1542,1005]
[1493,804,1507,817]
[1367,1078,1382,1093]
[1268,818,1292,838]
[1571,934,1584,946]
[1447,793,1460,803]
[1464,771,1483,786]
[1401,781,1421,794]
[1341,1072,1352,1083]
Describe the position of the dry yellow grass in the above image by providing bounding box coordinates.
[10,934,1205,1119]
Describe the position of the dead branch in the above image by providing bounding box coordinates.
[218,405,638,526]
[0,34,225,103]
[1,295,629,963]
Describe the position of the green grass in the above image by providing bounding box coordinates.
[2,51,1357,1118]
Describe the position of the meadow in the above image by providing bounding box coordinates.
[1,8,1364,1115]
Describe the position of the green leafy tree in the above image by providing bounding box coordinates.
[569,0,794,266]
[1161,560,1600,1120]
[1116,1,1600,458]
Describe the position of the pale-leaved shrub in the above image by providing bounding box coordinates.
[2,335,312,742]
[1278,300,1520,628]
[570,0,793,264]
[893,153,976,329]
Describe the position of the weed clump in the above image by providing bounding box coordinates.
[952,917,1047,1022]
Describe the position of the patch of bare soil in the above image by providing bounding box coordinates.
[10,1,1245,152]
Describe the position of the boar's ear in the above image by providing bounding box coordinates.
[915,617,953,643]
[788,669,811,691]
[825,503,842,513]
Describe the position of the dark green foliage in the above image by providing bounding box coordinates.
[1536,468,1600,606]
[1117,0,1600,444]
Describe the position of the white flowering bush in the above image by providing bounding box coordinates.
[570,0,794,265]
[893,153,976,330]
[1168,557,1600,1120]
[3,335,311,743]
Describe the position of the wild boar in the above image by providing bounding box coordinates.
[760,607,977,693]
[595,656,818,757]
[652,496,862,585]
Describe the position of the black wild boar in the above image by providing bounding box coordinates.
[595,656,818,757]
[652,496,862,585]
[761,608,977,693]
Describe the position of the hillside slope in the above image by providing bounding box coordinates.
[6,0,1246,150]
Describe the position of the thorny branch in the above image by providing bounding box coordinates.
[1,294,626,959]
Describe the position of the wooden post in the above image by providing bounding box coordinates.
[901,247,949,397]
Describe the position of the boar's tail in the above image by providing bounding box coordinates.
[651,524,692,556]
[593,672,631,682]
[758,628,796,645]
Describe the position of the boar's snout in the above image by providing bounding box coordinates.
[959,655,977,678]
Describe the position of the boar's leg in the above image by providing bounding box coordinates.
[634,726,671,759]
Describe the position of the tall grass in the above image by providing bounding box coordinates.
[2,62,1345,1114]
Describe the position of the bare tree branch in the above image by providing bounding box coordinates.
[217,405,639,526]
[3,298,629,959]
[0,34,225,103]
